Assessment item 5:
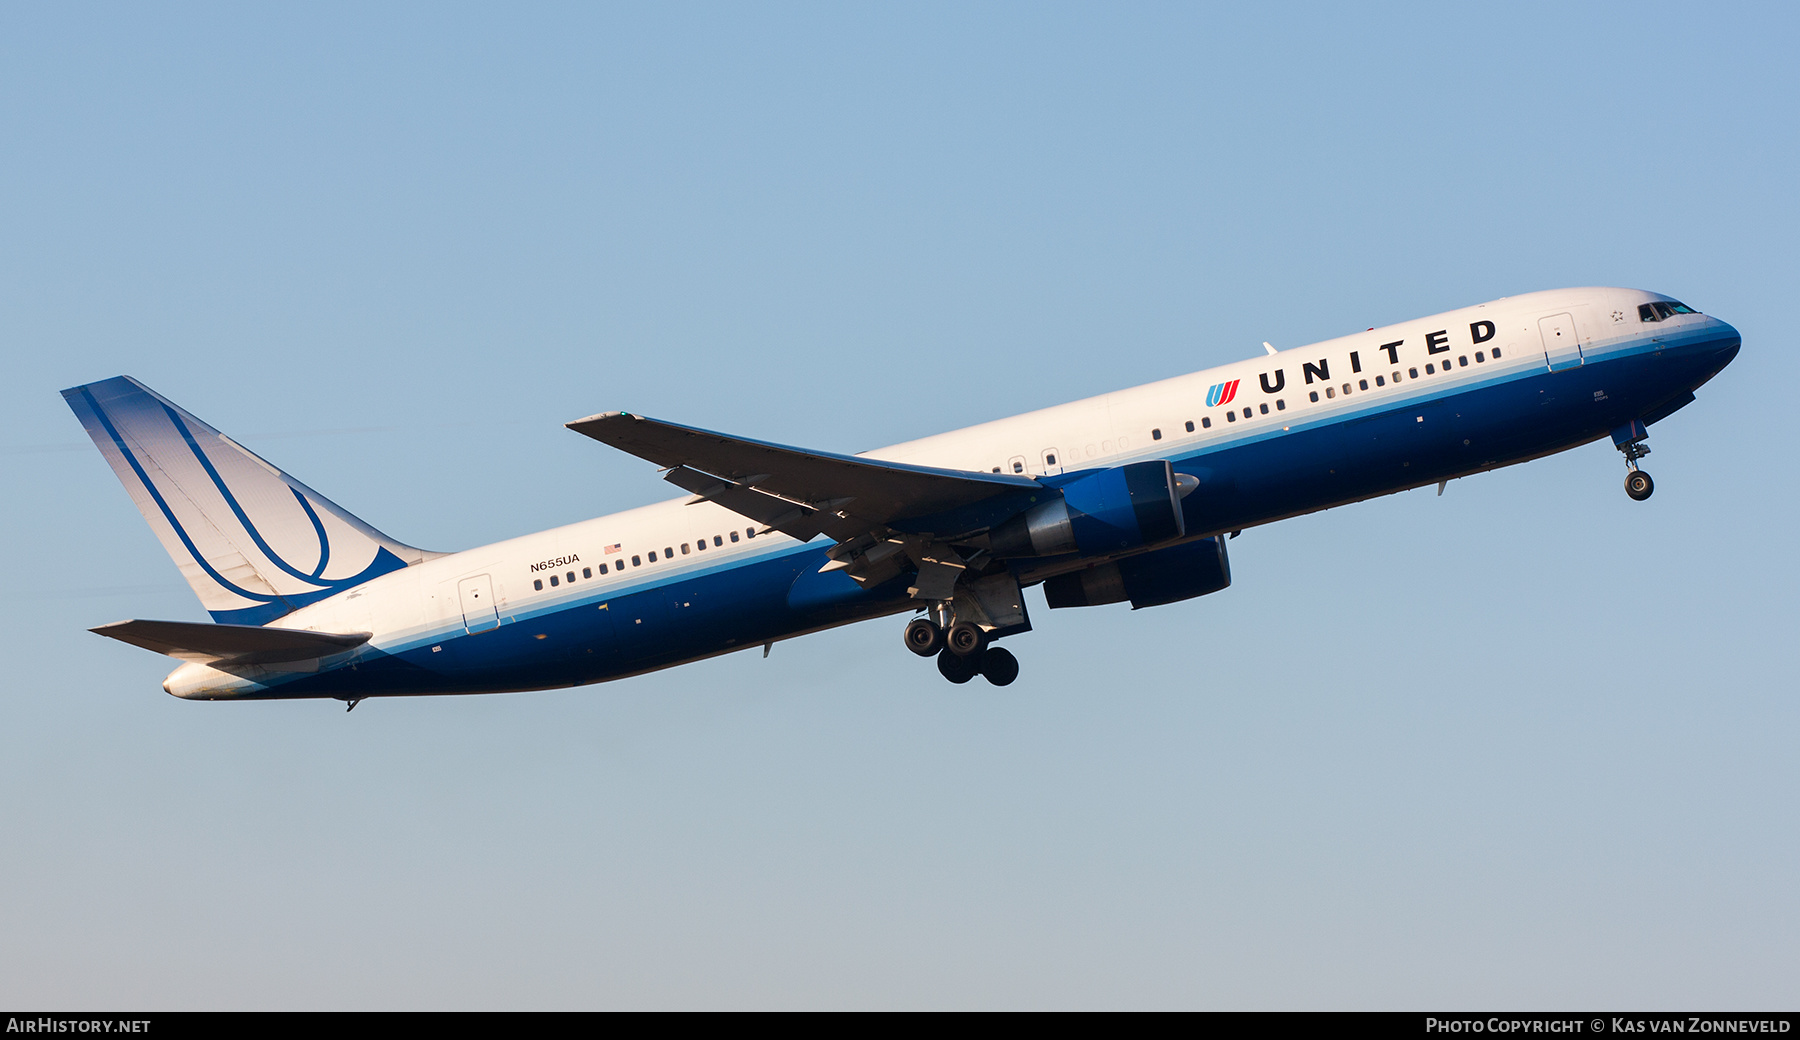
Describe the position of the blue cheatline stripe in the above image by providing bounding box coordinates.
[1095,326,1721,471]
[349,539,825,664]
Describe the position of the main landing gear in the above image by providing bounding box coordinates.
[1613,419,1655,502]
[903,615,1019,686]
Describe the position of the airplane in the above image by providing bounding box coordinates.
[64,287,1739,707]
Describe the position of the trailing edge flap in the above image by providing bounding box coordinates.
[92,619,371,664]
[565,412,1042,533]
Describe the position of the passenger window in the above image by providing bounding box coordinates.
[632,555,641,566]
[1409,367,1418,378]
[566,571,575,583]
[1375,376,1384,386]
[599,563,608,574]
[1184,421,1194,432]
[1045,453,1058,465]
[713,535,722,547]
[1310,391,1319,402]
[681,543,690,555]
[582,567,591,579]
[1392,371,1401,382]
[1151,429,1162,441]
[534,579,543,591]
[1012,460,1024,472]
[730,531,740,542]
[1458,356,1468,367]
[1326,387,1336,399]
[1425,363,1435,374]
[1475,351,1485,363]
[1259,403,1269,415]
[549,574,559,587]
[1359,379,1369,391]
[992,466,1001,473]
[1342,383,1351,395]
[647,551,657,562]
[1227,411,1237,422]
[1201,417,1212,428]
[1275,399,1286,411]
[746,528,755,539]
[695,539,705,551]
[1492,347,1502,358]
[664,546,673,558]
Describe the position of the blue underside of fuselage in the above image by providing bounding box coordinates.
[244,327,1739,701]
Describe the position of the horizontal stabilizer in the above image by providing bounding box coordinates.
[91,619,371,664]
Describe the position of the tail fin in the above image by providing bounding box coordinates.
[63,376,440,625]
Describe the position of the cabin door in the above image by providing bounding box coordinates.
[458,574,501,634]
[1539,313,1583,371]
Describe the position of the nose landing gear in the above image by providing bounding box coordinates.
[1613,420,1655,502]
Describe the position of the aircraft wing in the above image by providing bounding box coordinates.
[565,412,1041,539]
[92,619,371,664]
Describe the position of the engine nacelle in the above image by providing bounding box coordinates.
[1041,536,1231,609]
[989,460,1186,558]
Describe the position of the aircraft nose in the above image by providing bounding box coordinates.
[1709,319,1743,371]
[1699,320,1742,376]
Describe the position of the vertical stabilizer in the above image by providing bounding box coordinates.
[63,376,440,625]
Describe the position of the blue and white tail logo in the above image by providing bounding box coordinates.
[1205,379,1240,408]
[63,376,438,625]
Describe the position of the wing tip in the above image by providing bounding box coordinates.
[572,406,644,422]
[566,410,640,429]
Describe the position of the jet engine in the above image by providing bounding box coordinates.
[1041,535,1231,609]
[988,460,1192,558]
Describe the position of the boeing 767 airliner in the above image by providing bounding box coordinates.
[65,287,1739,705]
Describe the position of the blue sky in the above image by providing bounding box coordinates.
[3,2,1796,1008]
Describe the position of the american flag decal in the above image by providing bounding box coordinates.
[603,543,621,554]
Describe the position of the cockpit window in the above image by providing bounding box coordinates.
[1639,301,1699,323]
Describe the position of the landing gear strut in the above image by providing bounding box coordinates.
[1613,420,1655,502]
